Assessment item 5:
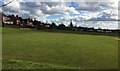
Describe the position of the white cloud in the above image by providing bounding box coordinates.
[76,1,118,11]
[40,2,79,14]
[0,8,2,13]
[1,0,119,29]
[3,0,20,12]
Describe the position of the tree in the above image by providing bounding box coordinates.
[70,19,73,30]
[33,19,41,29]
[58,23,66,30]
[19,17,23,28]
[10,14,16,25]
[51,22,56,29]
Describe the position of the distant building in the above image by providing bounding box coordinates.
[27,18,33,26]
[2,14,13,24]
[1,14,34,28]
[16,15,21,25]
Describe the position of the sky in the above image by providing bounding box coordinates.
[0,0,120,29]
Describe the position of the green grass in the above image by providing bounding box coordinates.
[3,59,75,69]
[2,27,118,69]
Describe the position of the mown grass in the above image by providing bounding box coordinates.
[2,27,118,69]
[3,59,76,69]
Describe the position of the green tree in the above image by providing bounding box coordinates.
[70,19,73,30]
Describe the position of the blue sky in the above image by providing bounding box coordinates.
[1,0,119,29]
[46,2,84,20]
[70,2,78,8]
[1,0,118,20]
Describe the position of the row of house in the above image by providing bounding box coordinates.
[1,13,67,29]
[2,13,33,27]
[1,13,119,33]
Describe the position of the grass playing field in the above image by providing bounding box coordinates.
[2,27,118,69]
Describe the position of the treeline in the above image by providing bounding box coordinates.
[2,13,119,34]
